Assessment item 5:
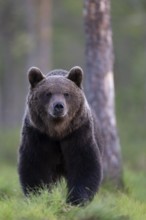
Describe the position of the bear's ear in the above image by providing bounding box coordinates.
[67,66,83,88]
[28,67,45,88]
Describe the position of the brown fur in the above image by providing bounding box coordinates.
[18,66,103,206]
[27,72,87,139]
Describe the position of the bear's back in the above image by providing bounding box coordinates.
[46,69,68,78]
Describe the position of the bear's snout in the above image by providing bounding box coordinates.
[53,102,64,115]
[48,100,67,119]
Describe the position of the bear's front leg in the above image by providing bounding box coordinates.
[19,148,53,195]
[61,126,102,206]
[18,124,59,195]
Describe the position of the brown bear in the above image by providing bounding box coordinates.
[18,66,103,205]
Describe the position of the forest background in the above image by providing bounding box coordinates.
[0,1,146,219]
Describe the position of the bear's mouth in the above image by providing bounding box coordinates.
[48,112,67,120]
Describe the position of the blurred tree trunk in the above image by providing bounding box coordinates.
[84,0,123,186]
[26,0,52,73]
[0,0,52,129]
[0,0,27,129]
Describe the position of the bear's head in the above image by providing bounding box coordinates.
[27,66,88,139]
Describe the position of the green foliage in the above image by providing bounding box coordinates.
[53,0,84,69]
[0,165,146,220]
[0,129,19,165]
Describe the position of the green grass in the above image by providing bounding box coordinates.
[0,129,19,165]
[0,121,146,220]
[0,165,146,220]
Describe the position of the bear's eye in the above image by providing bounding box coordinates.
[46,92,52,97]
[64,93,69,98]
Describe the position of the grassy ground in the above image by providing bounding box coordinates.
[0,165,146,220]
[0,124,146,220]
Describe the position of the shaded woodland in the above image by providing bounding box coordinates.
[0,1,146,219]
[0,1,145,132]
[0,0,145,172]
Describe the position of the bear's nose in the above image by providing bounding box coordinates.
[53,102,64,113]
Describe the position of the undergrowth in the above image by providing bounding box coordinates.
[0,165,146,220]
